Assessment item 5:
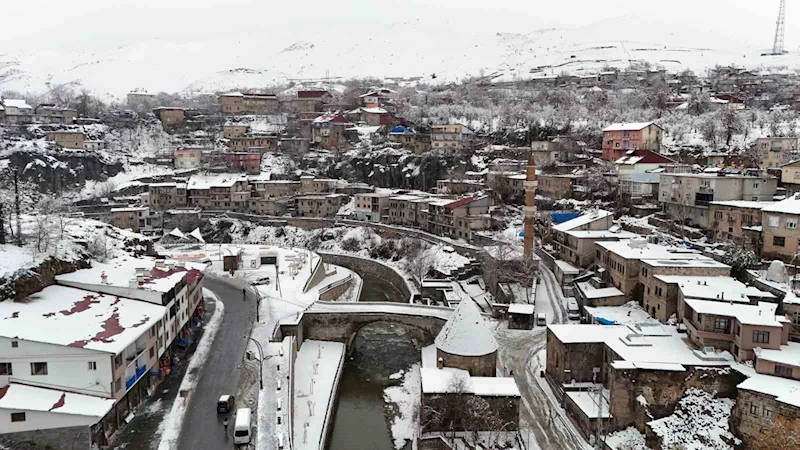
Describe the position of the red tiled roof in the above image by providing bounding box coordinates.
[298,90,329,99]
[445,194,485,209]
[623,150,674,164]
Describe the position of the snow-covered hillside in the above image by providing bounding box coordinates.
[2,15,799,100]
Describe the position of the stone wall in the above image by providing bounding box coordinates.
[733,389,800,445]
[0,425,91,450]
[437,348,497,377]
[299,313,446,349]
[545,330,607,389]
[421,393,519,433]
[318,275,355,301]
[319,252,413,301]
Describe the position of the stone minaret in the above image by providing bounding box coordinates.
[523,151,537,259]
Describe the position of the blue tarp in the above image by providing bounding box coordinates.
[391,126,414,134]
[551,212,580,224]
[595,317,616,325]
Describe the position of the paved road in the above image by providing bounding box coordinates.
[177,276,257,450]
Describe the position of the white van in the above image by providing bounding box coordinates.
[567,298,580,321]
[234,408,252,445]
[536,313,547,327]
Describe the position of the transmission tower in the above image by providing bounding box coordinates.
[773,0,787,55]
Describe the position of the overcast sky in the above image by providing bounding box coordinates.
[1,0,793,52]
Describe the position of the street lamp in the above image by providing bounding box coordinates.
[250,285,262,322]
[245,337,265,390]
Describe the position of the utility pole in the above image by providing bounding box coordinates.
[245,337,265,390]
[14,169,22,246]
[773,0,787,55]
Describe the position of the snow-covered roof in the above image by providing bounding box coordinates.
[736,365,800,407]
[0,285,164,353]
[584,303,654,325]
[508,304,535,315]
[57,257,204,297]
[2,99,32,110]
[420,368,520,397]
[655,276,774,302]
[0,383,115,419]
[555,260,580,275]
[709,200,775,210]
[110,207,147,213]
[762,195,800,215]
[754,342,800,368]
[565,230,639,239]
[187,173,247,189]
[566,389,611,418]
[603,122,656,132]
[596,240,704,261]
[641,258,730,269]
[548,323,733,367]
[360,107,389,114]
[552,210,612,232]
[683,299,782,327]
[577,282,625,300]
[434,299,498,357]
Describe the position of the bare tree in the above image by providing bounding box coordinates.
[404,241,436,288]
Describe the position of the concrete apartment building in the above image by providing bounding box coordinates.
[386,194,430,227]
[757,137,799,168]
[173,147,203,170]
[602,122,663,161]
[296,194,350,217]
[552,229,639,269]
[148,183,188,209]
[228,135,278,153]
[34,104,76,124]
[46,131,85,149]
[110,207,159,232]
[0,98,33,124]
[311,112,350,150]
[640,260,732,321]
[420,194,492,241]
[353,192,391,222]
[388,126,431,154]
[430,124,475,155]
[659,173,777,228]
[218,92,279,115]
[779,159,800,194]
[762,195,800,262]
[707,200,773,238]
[537,174,581,199]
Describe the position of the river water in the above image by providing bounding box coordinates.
[327,276,419,450]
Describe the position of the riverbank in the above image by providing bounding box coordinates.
[294,340,346,450]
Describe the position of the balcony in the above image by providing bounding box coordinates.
[125,364,147,390]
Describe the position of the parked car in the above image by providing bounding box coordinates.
[217,394,235,413]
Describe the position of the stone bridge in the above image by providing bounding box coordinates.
[277,301,453,349]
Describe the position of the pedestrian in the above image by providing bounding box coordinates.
[242,288,247,301]
[223,417,229,433]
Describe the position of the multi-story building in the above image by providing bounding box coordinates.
[34,104,76,124]
[353,192,391,222]
[601,122,663,161]
[186,174,250,211]
[110,207,160,232]
[173,147,204,170]
[0,98,33,124]
[639,260,732,321]
[46,131,85,149]
[436,179,486,195]
[227,135,278,153]
[126,91,157,112]
[250,179,300,199]
[279,90,330,114]
[552,229,639,269]
[153,107,185,128]
[537,174,581,200]
[757,137,799,168]
[386,194,430,227]
[419,194,492,241]
[223,123,249,138]
[658,173,777,228]
[614,149,673,179]
[222,150,261,174]
[148,183,188,209]
[762,195,800,262]
[780,159,800,194]
[311,112,350,150]
[707,200,773,238]
[388,126,431,154]
[299,176,338,193]
[296,194,350,217]
[348,107,391,126]
[218,92,279,115]
[430,124,475,155]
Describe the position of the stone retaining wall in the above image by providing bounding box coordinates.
[318,252,414,302]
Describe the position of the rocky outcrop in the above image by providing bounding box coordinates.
[327,151,456,191]
[0,255,91,302]
[7,149,124,193]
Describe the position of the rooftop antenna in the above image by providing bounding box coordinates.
[773,0,787,55]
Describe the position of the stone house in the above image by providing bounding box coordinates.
[549,209,615,246]
[708,200,773,239]
[639,261,732,321]
[186,174,250,211]
[295,194,350,217]
[537,174,579,200]
[110,207,160,232]
[46,131,85,149]
[298,176,338,194]
[385,194,429,228]
[436,179,486,195]
[147,183,188,209]
[420,194,492,241]
[659,173,777,228]
[34,104,76,124]
[227,135,278,153]
[762,196,800,262]
[222,151,261,174]
[250,179,300,199]
[311,112,350,150]
[153,107,185,127]
[0,98,33,124]
[218,92,278,115]
[780,159,800,194]
[388,126,430,154]
[248,197,288,216]
[602,122,663,161]
[173,147,203,170]
[223,124,249,138]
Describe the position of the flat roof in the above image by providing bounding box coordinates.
[584,304,654,325]
[577,282,625,299]
[597,240,704,261]
[763,196,800,215]
[57,257,204,296]
[508,304,535,315]
[555,260,580,274]
[754,342,800,368]
[736,364,800,407]
[655,276,774,302]
[642,259,730,269]
[565,230,639,239]
[0,383,115,419]
[0,285,165,354]
[566,390,612,418]
[552,210,613,232]
[683,299,782,327]
[421,368,520,397]
[709,200,775,210]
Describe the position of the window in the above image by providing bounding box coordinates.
[114,354,122,368]
[753,330,770,344]
[754,183,760,188]
[11,341,18,348]
[787,219,798,229]
[749,404,759,415]
[0,362,11,376]
[714,318,729,331]
[30,362,48,376]
[763,406,773,420]
[773,236,786,247]
[714,211,723,220]
[114,378,122,392]
[10,412,25,422]
[768,215,780,228]
[150,347,156,358]
[87,361,97,371]
[775,364,793,378]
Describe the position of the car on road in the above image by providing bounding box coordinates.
[567,297,580,320]
[536,313,547,327]
[234,408,252,444]
[217,394,235,413]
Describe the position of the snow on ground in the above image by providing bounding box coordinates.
[383,363,421,449]
[293,340,346,450]
[605,427,649,450]
[647,388,739,450]
[78,163,180,199]
[156,288,224,450]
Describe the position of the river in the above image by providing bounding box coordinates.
[326,322,418,450]
[358,273,406,303]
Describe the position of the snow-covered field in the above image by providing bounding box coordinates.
[383,364,422,449]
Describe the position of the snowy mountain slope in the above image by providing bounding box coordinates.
[1,16,799,100]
